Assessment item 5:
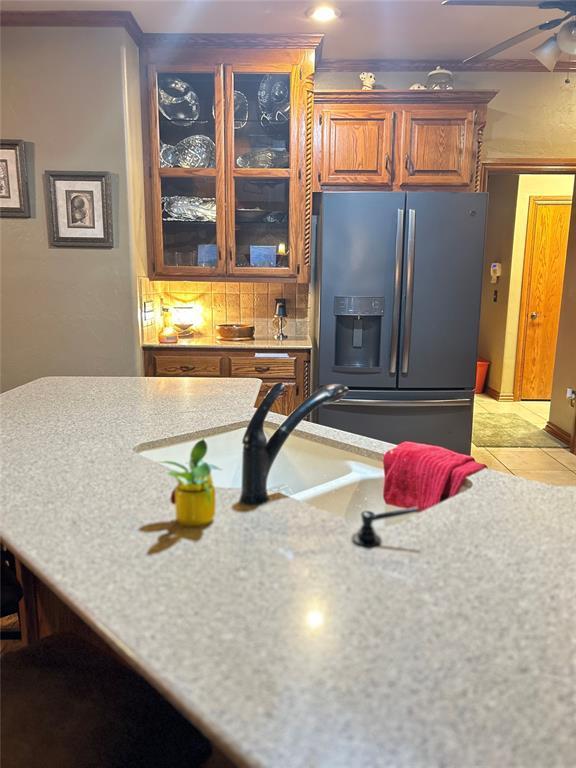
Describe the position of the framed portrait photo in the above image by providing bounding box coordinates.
[0,140,31,218]
[45,171,113,248]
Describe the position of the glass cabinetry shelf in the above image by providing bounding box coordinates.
[145,38,319,281]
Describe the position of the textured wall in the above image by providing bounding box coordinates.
[316,70,576,158]
[549,193,576,438]
[0,26,146,392]
[477,174,519,394]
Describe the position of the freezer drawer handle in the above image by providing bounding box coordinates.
[326,398,472,408]
[401,208,416,375]
[389,208,404,375]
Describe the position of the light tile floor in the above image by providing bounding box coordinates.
[471,395,576,486]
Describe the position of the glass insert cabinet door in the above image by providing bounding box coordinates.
[226,67,298,276]
[149,64,301,278]
[151,66,226,276]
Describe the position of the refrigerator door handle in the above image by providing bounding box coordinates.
[325,398,473,408]
[401,208,416,375]
[389,208,404,375]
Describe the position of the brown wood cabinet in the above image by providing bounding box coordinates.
[314,90,496,191]
[144,347,310,416]
[319,105,395,186]
[141,36,322,282]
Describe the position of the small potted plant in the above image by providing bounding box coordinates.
[165,440,215,526]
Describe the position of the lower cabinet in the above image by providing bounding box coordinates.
[144,348,311,416]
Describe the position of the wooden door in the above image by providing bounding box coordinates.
[398,108,474,187]
[516,196,572,400]
[319,107,395,186]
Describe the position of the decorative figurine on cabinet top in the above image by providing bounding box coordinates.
[426,66,454,90]
[409,82,427,90]
[359,72,376,90]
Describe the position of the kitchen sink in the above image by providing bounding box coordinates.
[138,424,471,518]
[137,423,398,517]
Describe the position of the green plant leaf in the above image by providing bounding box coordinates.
[163,461,191,473]
[191,440,207,467]
[191,464,210,484]
[168,470,186,479]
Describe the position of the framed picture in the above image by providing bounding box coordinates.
[45,171,113,248]
[0,140,31,218]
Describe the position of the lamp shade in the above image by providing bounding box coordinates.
[274,298,287,318]
[557,19,576,55]
[531,34,561,71]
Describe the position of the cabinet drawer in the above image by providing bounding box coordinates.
[229,356,297,380]
[152,355,223,377]
[255,381,298,416]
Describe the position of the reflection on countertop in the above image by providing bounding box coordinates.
[142,334,313,350]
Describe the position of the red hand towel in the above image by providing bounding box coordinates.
[383,441,485,510]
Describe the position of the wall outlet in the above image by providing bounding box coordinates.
[566,387,576,406]
[142,300,155,328]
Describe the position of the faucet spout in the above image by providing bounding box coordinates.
[240,383,348,506]
[266,383,348,464]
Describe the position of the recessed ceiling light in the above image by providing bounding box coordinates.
[306,5,342,22]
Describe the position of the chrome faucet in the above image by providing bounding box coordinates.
[240,383,348,506]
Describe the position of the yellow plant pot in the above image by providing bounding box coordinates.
[173,480,215,527]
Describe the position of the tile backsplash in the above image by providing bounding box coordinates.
[138,278,310,344]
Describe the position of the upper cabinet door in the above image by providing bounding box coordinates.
[319,107,395,186]
[149,66,227,277]
[225,66,300,278]
[399,108,475,187]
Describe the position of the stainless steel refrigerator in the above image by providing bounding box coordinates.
[315,191,487,453]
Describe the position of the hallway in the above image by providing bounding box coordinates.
[471,395,576,485]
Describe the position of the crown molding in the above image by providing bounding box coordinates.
[142,33,324,51]
[318,58,576,73]
[314,89,498,104]
[0,10,143,45]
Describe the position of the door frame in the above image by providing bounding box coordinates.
[513,195,572,402]
[479,158,576,192]
[480,158,576,451]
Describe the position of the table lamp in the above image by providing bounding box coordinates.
[274,297,288,341]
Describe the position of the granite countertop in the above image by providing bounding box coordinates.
[1,377,575,768]
[143,335,313,350]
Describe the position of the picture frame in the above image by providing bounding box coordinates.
[0,140,31,218]
[45,171,113,248]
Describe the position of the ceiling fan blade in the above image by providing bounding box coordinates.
[462,15,568,61]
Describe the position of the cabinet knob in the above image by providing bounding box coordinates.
[180,365,196,371]
[255,365,271,372]
[405,154,415,175]
[530,311,539,321]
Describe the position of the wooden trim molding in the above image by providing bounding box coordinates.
[485,386,515,403]
[314,89,498,104]
[318,58,576,73]
[142,33,324,50]
[544,421,571,446]
[0,10,143,45]
[479,158,576,192]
